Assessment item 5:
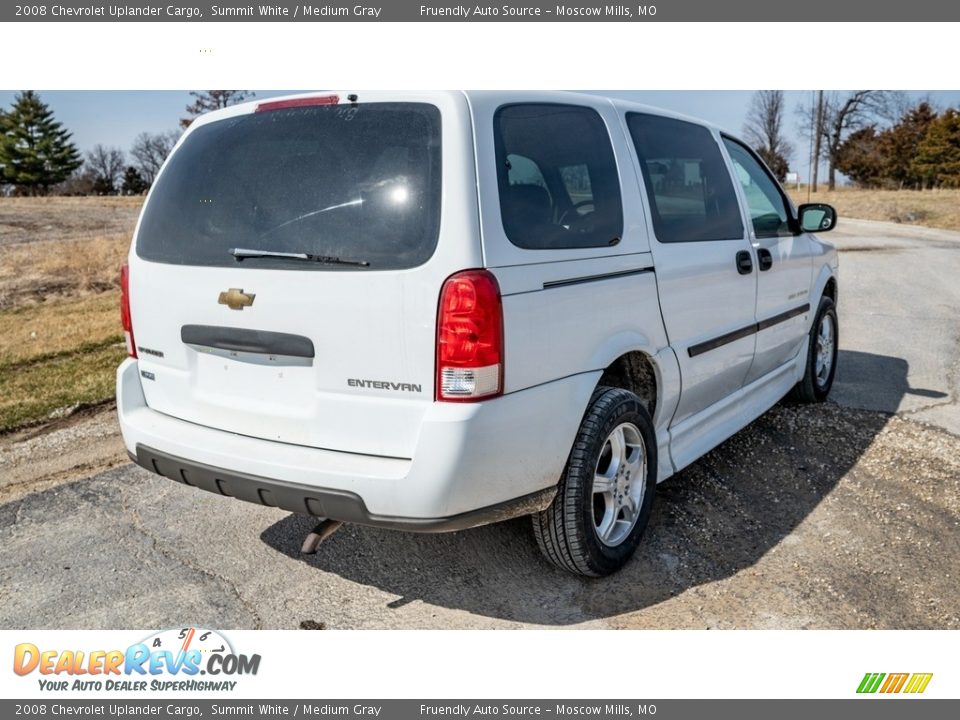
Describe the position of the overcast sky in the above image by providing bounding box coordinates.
[1,90,958,183]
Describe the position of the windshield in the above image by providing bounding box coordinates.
[136,101,442,270]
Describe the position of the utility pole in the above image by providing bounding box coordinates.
[811,90,824,194]
[807,92,815,203]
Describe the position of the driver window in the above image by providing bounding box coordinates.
[494,103,623,250]
[722,138,794,239]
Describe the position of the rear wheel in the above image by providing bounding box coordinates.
[791,295,838,403]
[533,386,657,577]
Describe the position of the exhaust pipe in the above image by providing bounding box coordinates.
[300,519,344,554]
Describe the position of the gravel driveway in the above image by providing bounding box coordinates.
[1,218,958,629]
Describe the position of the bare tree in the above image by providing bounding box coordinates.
[180,91,254,128]
[85,144,126,195]
[820,91,903,190]
[130,130,179,185]
[743,90,794,181]
[54,167,97,196]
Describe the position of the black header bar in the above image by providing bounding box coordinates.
[4,1,959,22]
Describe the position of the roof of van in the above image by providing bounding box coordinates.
[186,90,725,135]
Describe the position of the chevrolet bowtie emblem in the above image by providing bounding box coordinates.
[218,288,256,310]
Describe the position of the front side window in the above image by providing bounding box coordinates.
[494,104,623,250]
[137,102,442,271]
[627,113,743,243]
[722,137,794,238]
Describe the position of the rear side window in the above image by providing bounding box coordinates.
[627,113,743,243]
[494,104,623,250]
[136,102,441,271]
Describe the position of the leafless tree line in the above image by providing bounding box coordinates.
[743,90,912,191]
[801,90,907,190]
[58,91,253,196]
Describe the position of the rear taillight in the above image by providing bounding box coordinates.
[120,263,137,359]
[255,95,339,112]
[436,270,503,402]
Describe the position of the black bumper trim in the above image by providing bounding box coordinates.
[133,445,557,533]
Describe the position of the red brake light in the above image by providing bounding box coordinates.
[120,263,137,359]
[436,270,503,402]
[255,95,340,113]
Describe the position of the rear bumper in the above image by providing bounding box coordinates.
[131,444,555,532]
[117,358,598,528]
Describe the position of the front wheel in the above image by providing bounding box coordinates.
[791,295,839,403]
[533,387,657,577]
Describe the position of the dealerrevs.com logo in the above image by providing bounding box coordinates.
[13,627,261,692]
[857,672,933,694]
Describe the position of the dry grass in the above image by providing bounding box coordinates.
[0,289,125,432]
[0,197,140,307]
[0,344,126,431]
[0,197,140,430]
[0,196,142,247]
[0,232,130,309]
[787,187,960,232]
[0,292,122,369]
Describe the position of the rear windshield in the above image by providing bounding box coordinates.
[136,102,442,271]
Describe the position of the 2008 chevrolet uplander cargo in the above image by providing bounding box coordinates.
[117,91,839,576]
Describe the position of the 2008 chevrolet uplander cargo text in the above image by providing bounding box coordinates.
[117,91,839,577]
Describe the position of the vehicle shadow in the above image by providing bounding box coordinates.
[832,348,947,412]
[260,350,915,625]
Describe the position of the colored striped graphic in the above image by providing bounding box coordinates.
[903,673,934,694]
[857,672,933,694]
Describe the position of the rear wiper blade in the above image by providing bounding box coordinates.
[230,248,309,261]
[229,248,370,267]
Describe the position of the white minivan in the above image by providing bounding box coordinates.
[117,91,839,576]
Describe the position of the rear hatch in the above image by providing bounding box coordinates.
[128,93,479,459]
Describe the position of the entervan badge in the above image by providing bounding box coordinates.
[218,288,256,310]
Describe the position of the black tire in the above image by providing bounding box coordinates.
[790,295,839,403]
[533,386,657,577]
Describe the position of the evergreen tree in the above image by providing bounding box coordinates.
[121,166,149,195]
[180,90,254,128]
[0,91,81,195]
[835,127,885,187]
[879,102,938,189]
[913,109,960,188]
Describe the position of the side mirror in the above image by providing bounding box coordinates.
[797,203,837,233]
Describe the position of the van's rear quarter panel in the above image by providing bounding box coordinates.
[495,258,666,394]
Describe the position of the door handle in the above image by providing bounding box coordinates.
[736,250,753,275]
[758,248,773,271]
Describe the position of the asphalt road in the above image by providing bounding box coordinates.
[1,218,958,629]
[828,219,960,435]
